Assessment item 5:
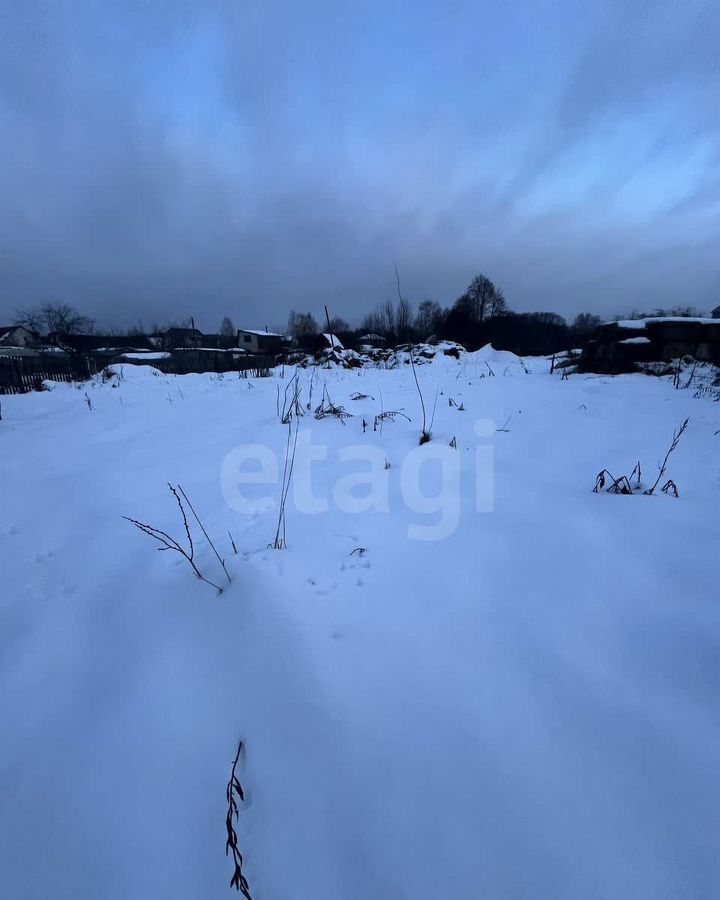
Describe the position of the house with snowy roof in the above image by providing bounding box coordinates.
[0,325,39,350]
[237,328,286,354]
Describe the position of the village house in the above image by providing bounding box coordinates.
[0,326,39,350]
[237,329,286,354]
[160,327,204,350]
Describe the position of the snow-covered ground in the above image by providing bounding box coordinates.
[2,348,720,899]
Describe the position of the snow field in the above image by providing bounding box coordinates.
[2,348,720,898]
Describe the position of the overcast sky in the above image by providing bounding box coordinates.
[1,0,718,331]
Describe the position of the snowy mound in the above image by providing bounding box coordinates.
[103,362,166,381]
[462,343,533,375]
[308,339,467,369]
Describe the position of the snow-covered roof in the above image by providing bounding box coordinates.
[0,325,34,343]
[322,333,344,350]
[618,337,651,345]
[238,328,284,337]
[173,347,248,353]
[613,317,719,329]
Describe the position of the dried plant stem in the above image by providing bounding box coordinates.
[178,485,231,585]
[644,417,689,496]
[123,484,224,593]
[226,741,252,897]
[280,371,303,423]
[395,263,430,443]
[271,415,300,548]
[411,352,430,443]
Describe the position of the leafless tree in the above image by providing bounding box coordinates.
[287,310,319,338]
[327,315,350,333]
[490,290,508,317]
[15,302,94,335]
[220,316,236,337]
[572,313,603,333]
[467,274,497,321]
[414,299,444,338]
[396,295,413,342]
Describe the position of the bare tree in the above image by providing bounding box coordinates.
[396,295,413,342]
[466,274,497,321]
[327,315,350,333]
[287,310,319,338]
[414,300,444,338]
[15,302,94,335]
[381,299,396,339]
[220,316,236,337]
[573,313,603,333]
[490,290,509,317]
[14,308,45,333]
[361,308,385,336]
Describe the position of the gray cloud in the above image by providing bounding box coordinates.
[0,0,718,331]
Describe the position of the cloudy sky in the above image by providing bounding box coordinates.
[1,0,718,331]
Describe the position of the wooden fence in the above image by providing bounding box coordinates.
[119,352,274,377]
[0,352,274,394]
[0,355,101,395]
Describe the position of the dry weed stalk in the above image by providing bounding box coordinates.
[592,418,689,498]
[314,385,352,422]
[661,479,679,497]
[373,410,410,431]
[394,263,432,444]
[226,740,252,897]
[280,372,304,424]
[123,484,225,593]
[592,470,632,494]
[270,414,300,548]
[644,417,689,495]
[177,485,232,586]
[409,349,429,444]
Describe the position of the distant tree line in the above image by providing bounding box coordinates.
[12,286,715,358]
[286,274,607,355]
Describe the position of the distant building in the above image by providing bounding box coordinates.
[195,333,237,350]
[0,326,39,348]
[712,305,720,320]
[161,327,203,350]
[237,329,286,354]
